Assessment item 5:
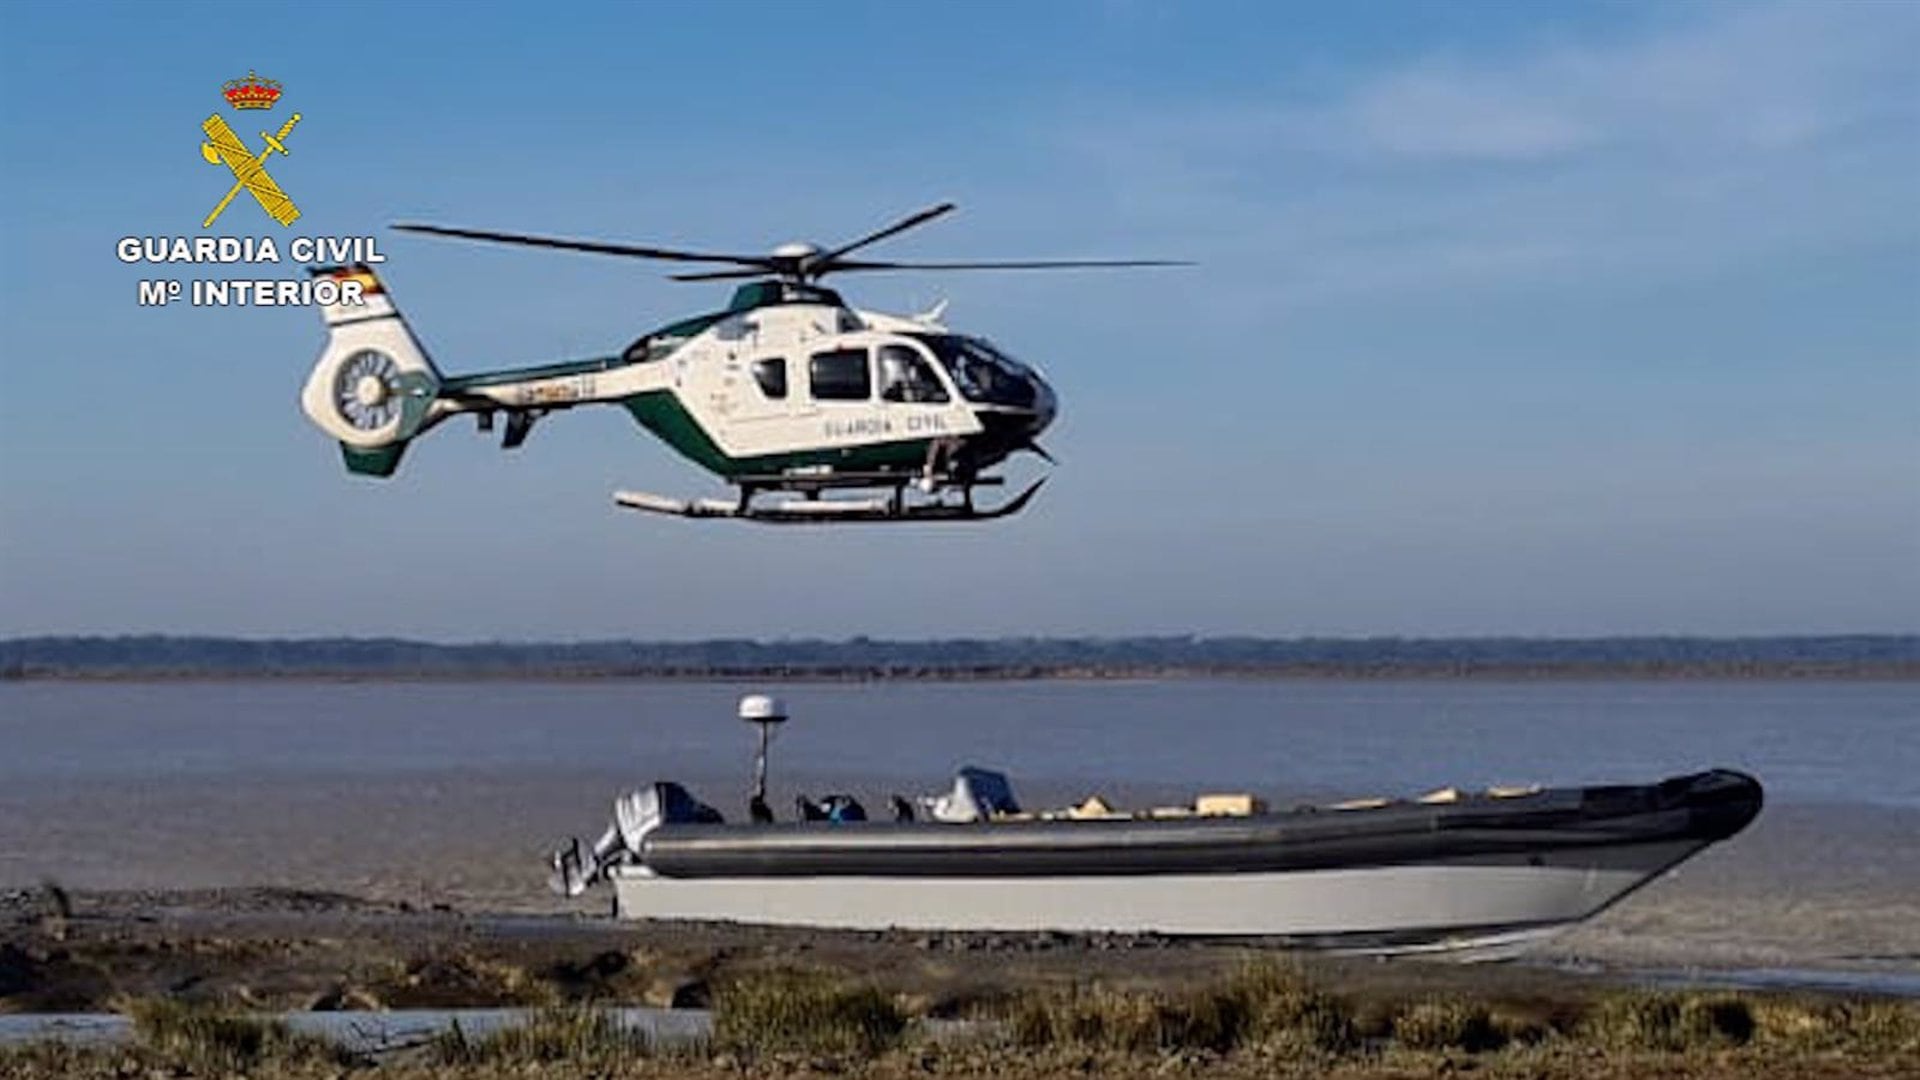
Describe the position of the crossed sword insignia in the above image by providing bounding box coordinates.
[200,112,302,228]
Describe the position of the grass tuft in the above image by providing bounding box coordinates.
[712,968,907,1059]
[1393,998,1507,1052]
[1227,961,1358,1054]
[1005,960,1356,1056]
[1751,996,1920,1053]
[1008,984,1179,1054]
[1581,990,1754,1052]
[118,995,350,1070]
[0,1039,96,1078]
[431,1004,654,1065]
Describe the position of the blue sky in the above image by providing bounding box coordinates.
[0,0,1914,640]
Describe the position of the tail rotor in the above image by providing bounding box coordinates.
[300,264,443,476]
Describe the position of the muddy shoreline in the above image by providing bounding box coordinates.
[0,886,1589,1015]
[5,885,1914,1019]
[8,888,1918,1079]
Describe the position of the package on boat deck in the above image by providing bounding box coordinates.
[1196,793,1266,816]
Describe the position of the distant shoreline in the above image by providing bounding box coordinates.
[4,634,1914,683]
[6,663,1917,682]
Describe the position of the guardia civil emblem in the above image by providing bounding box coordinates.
[200,70,301,228]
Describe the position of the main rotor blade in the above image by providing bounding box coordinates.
[822,257,1194,274]
[812,202,958,267]
[392,223,769,267]
[668,268,781,282]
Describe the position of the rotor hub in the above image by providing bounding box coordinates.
[354,375,389,407]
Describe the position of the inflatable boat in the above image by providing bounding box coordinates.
[549,696,1761,956]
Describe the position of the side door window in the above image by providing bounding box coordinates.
[751,357,787,399]
[809,348,871,401]
[878,343,950,403]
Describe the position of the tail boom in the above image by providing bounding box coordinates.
[299,264,657,478]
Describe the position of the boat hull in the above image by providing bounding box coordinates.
[610,837,1703,953]
[588,769,1760,955]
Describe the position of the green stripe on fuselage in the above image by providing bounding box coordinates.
[619,390,934,479]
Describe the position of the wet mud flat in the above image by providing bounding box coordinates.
[7,883,1919,1022]
[0,885,1619,1015]
[4,889,1919,1080]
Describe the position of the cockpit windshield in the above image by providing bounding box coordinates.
[910,334,1038,407]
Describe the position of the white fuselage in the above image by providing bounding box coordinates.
[437,305,992,462]
[307,294,993,457]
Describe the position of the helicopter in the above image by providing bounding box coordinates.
[298,202,1184,523]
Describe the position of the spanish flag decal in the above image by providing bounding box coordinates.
[329,265,384,295]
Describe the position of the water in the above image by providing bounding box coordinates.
[0,678,1914,973]
[1,679,1914,805]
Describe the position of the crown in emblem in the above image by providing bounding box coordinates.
[222,70,282,110]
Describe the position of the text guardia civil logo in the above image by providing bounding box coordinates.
[200,70,302,228]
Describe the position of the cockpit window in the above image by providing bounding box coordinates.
[877,344,949,404]
[751,357,787,399]
[809,348,871,401]
[909,334,1037,407]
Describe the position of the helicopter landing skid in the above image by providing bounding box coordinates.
[614,478,1045,524]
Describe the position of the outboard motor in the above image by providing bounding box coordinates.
[547,781,722,897]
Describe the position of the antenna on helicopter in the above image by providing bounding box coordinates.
[739,693,787,823]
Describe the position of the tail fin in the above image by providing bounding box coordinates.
[299,264,443,477]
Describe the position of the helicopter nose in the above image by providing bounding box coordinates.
[1029,374,1057,432]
